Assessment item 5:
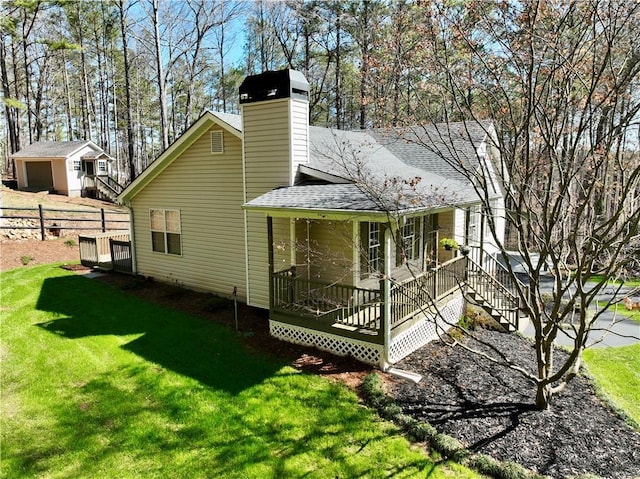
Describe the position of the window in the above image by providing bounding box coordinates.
[210,131,224,154]
[360,222,383,277]
[368,222,380,274]
[97,160,107,173]
[467,206,481,245]
[150,209,181,255]
[73,160,81,171]
[401,218,417,261]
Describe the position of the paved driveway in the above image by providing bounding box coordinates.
[500,251,640,348]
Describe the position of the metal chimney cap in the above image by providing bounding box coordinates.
[239,69,310,104]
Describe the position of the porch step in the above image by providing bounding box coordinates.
[468,291,518,332]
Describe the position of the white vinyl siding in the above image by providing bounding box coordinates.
[130,127,247,300]
[243,98,308,307]
[290,99,309,172]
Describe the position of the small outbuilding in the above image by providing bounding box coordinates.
[11,140,120,200]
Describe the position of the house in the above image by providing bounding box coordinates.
[117,69,516,368]
[11,140,122,201]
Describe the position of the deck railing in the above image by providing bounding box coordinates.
[467,254,521,328]
[271,269,381,333]
[390,256,467,328]
[79,232,130,269]
[110,239,133,273]
[271,256,469,335]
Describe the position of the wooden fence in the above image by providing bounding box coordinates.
[0,205,129,240]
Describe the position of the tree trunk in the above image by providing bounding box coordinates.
[151,0,169,151]
[536,381,552,410]
[61,50,73,140]
[0,41,20,156]
[118,0,136,183]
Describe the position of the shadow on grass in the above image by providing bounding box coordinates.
[36,274,282,395]
[1,266,448,478]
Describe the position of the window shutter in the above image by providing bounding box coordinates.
[210,131,224,153]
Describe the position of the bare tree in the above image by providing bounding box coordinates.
[397,0,640,409]
[117,0,136,183]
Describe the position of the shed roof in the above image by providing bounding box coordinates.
[11,140,104,159]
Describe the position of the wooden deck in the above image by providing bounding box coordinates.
[270,256,468,343]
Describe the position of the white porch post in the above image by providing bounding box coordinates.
[382,225,392,369]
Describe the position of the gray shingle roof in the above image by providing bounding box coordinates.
[368,121,493,184]
[245,177,476,213]
[245,184,380,211]
[11,140,99,158]
[211,112,489,213]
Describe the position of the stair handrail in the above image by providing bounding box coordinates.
[468,257,518,301]
[96,175,125,195]
[467,255,522,329]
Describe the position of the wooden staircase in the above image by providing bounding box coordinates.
[466,254,526,332]
[95,176,125,202]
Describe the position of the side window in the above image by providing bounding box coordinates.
[150,209,182,255]
[397,217,421,266]
[360,222,383,278]
[467,206,481,245]
[367,222,380,274]
[73,160,81,171]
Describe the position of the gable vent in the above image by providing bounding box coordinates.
[210,131,224,154]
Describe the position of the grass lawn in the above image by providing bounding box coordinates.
[587,274,640,288]
[596,301,640,323]
[1,264,479,479]
[583,343,640,427]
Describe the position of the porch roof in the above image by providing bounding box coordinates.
[243,182,479,217]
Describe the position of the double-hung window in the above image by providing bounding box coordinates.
[367,222,380,274]
[467,205,481,245]
[150,209,182,255]
[361,222,383,277]
[402,218,417,261]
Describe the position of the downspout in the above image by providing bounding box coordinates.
[124,202,137,274]
[267,216,274,311]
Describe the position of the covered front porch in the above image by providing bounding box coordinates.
[262,210,469,367]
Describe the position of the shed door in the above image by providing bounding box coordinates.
[25,161,54,189]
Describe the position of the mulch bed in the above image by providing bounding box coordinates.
[82,268,640,479]
[391,330,640,479]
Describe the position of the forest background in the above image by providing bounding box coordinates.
[1,0,638,186]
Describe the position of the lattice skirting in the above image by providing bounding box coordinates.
[270,295,464,368]
[269,321,383,365]
[388,295,464,364]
